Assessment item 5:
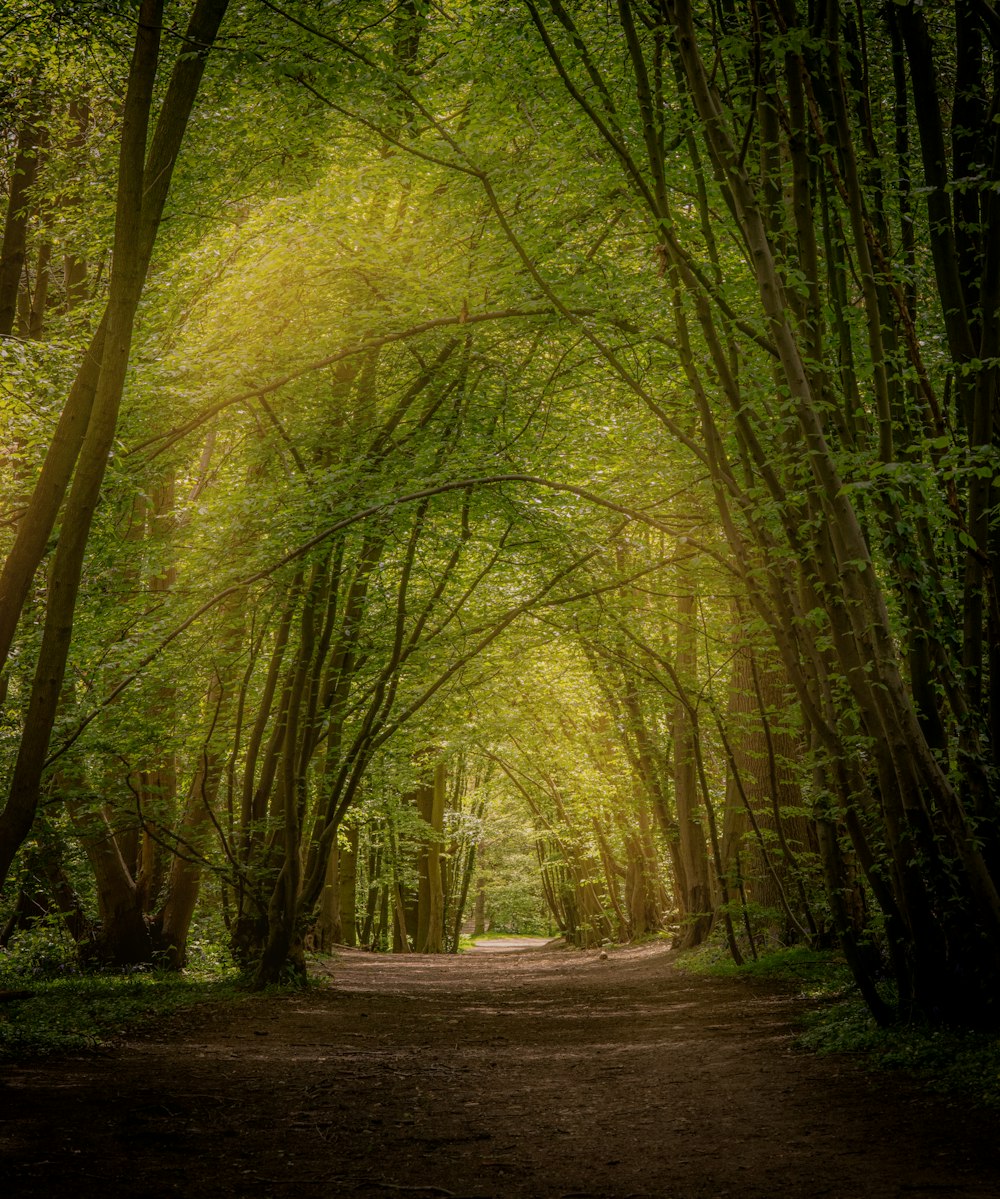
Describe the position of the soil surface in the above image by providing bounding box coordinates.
[3,940,999,1198]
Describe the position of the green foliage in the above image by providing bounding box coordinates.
[483,874,552,937]
[801,999,1000,1110]
[681,943,1000,1108]
[678,943,853,997]
[2,0,996,1022]
[0,917,80,984]
[0,897,241,1058]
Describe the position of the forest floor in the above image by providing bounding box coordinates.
[3,939,999,1198]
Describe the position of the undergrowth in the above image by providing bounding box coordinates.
[799,996,1000,1108]
[679,941,1000,1108]
[678,941,853,996]
[0,922,244,1058]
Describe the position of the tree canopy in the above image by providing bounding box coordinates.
[2,0,1000,1027]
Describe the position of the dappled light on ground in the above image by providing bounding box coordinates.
[4,943,999,1198]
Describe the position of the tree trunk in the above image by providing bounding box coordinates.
[672,591,713,947]
[0,0,232,889]
[450,838,476,952]
[69,799,151,967]
[338,822,359,946]
[156,747,221,968]
[26,238,51,339]
[0,94,45,336]
[315,836,344,952]
[419,762,446,952]
[721,640,816,947]
[158,586,241,968]
[473,863,486,937]
[316,820,359,949]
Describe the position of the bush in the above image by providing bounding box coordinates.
[0,917,81,985]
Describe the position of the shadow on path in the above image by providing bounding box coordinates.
[3,941,998,1198]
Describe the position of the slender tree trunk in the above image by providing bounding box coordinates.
[0,93,45,336]
[672,591,713,947]
[26,238,50,339]
[0,0,232,890]
[419,762,446,952]
[315,837,343,952]
[473,863,486,937]
[450,839,477,952]
[156,739,223,968]
[721,641,815,945]
[361,845,381,948]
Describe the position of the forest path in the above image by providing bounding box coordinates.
[463,934,553,952]
[4,941,999,1198]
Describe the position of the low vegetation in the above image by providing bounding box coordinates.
[0,921,241,1058]
[682,941,1000,1109]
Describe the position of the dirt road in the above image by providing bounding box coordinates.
[3,941,998,1198]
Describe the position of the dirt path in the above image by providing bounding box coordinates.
[3,942,998,1198]
[464,935,553,952]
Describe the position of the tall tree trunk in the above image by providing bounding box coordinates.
[672,591,713,947]
[0,0,232,890]
[321,846,341,950]
[338,822,359,947]
[0,93,45,336]
[155,741,222,968]
[26,238,50,339]
[721,640,817,946]
[473,859,486,937]
[315,835,344,951]
[69,797,151,967]
[419,762,447,952]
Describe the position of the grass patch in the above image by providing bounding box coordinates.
[458,931,554,951]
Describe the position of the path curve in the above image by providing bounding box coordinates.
[463,935,553,952]
[3,942,998,1198]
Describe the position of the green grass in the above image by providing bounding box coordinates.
[458,931,515,950]
[458,930,555,950]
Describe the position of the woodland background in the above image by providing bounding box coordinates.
[1,0,1000,1035]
